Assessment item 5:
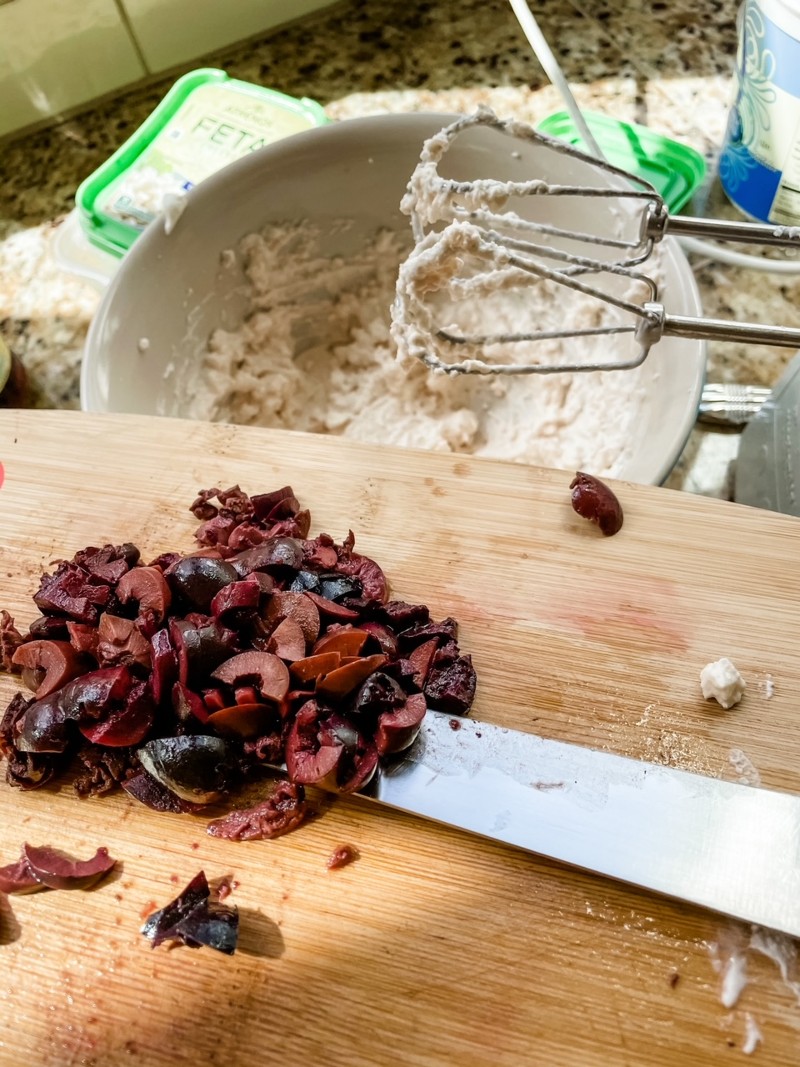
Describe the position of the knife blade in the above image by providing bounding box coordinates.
[355,711,800,937]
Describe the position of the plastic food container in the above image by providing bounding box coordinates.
[536,111,707,213]
[720,0,800,224]
[75,68,328,258]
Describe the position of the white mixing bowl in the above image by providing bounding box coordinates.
[81,113,706,484]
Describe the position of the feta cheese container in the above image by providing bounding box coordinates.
[76,68,328,257]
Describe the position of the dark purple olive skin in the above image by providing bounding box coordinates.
[137,735,233,804]
[166,558,239,612]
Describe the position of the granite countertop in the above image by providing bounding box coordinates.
[1,0,797,496]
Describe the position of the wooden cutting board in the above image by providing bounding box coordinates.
[1,409,799,1066]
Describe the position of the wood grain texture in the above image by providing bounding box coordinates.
[0,409,799,1065]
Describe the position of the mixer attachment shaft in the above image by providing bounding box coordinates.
[392,108,800,375]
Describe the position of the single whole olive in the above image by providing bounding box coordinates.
[569,471,624,537]
[166,556,239,612]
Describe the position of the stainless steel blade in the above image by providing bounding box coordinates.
[360,712,800,936]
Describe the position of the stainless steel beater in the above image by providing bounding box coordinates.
[393,108,800,375]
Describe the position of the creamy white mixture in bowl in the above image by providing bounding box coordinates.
[81,113,706,484]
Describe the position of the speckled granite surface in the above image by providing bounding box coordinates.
[0,0,795,495]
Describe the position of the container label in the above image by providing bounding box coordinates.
[720,0,800,223]
[98,83,320,230]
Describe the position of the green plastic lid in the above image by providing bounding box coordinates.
[536,111,707,214]
[76,68,329,258]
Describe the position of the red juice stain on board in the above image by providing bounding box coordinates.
[0,462,5,490]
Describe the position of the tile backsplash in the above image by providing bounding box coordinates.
[0,0,336,140]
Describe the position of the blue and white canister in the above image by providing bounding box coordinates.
[720,0,800,224]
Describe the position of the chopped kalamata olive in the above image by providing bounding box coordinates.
[172,682,211,727]
[399,617,458,651]
[0,855,44,894]
[116,566,172,625]
[569,471,624,536]
[169,617,237,689]
[351,671,405,720]
[190,485,252,523]
[207,780,307,841]
[73,743,133,798]
[209,580,261,619]
[285,702,378,793]
[13,665,141,754]
[27,615,70,640]
[424,655,477,716]
[0,844,116,893]
[407,638,438,690]
[138,735,234,805]
[166,557,239,612]
[302,535,339,570]
[33,562,111,624]
[316,654,388,699]
[73,543,139,582]
[359,622,399,658]
[266,617,307,662]
[79,680,154,747]
[302,591,360,622]
[66,622,99,659]
[375,693,427,756]
[207,702,280,741]
[13,692,70,753]
[150,629,178,706]
[335,553,388,603]
[327,844,359,870]
[289,652,342,685]
[0,610,23,672]
[262,591,320,645]
[22,843,116,890]
[289,570,321,594]
[96,615,151,671]
[141,870,239,955]
[11,639,86,699]
[0,482,478,818]
[211,652,290,704]
[312,628,369,658]
[315,574,362,603]
[250,486,299,521]
[377,600,430,631]
[122,768,202,813]
[229,537,304,578]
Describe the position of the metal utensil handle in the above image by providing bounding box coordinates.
[664,213,800,249]
[697,382,772,427]
[661,311,800,347]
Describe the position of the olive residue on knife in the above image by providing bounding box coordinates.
[0,485,477,833]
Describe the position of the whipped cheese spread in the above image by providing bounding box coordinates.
[183,221,648,475]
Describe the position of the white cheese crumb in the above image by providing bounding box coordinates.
[162,192,187,235]
[764,675,774,699]
[137,337,150,353]
[720,952,748,1008]
[728,748,761,787]
[742,1012,762,1055]
[700,658,746,709]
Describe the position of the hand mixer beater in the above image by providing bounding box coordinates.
[391,108,800,375]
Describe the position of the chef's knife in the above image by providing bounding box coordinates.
[353,711,800,937]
